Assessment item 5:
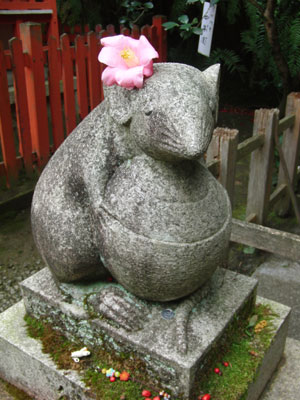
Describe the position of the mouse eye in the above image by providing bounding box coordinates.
[144,110,152,116]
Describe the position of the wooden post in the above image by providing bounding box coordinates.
[48,35,64,149]
[206,128,220,164]
[87,32,101,111]
[61,34,77,135]
[9,37,33,174]
[219,128,239,207]
[206,128,239,206]
[275,92,300,216]
[246,108,279,224]
[0,41,18,185]
[19,22,49,168]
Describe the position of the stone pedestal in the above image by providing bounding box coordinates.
[0,268,291,400]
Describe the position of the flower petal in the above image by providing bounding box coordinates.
[143,60,153,77]
[102,66,118,86]
[101,35,127,49]
[136,35,159,65]
[98,46,127,68]
[115,66,144,89]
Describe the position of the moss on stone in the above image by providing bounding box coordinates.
[24,301,277,400]
[195,303,278,400]
[0,377,32,400]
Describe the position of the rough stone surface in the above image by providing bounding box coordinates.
[31,62,231,301]
[245,297,290,400]
[261,337,300,400]
[0,301,92,400]
[253,254,300,340]
[21,267,257,398]
[0,296,290,400]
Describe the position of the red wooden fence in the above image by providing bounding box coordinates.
[0,16,167,187]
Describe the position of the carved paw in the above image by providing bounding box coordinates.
[175,281,211,355]
[88,285,148,331]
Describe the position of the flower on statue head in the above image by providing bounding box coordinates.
[98,34,159,89]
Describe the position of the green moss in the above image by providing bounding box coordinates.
[24,302,277,400]
[232,204,247,220]
[0,377,32,400]
[196,303,278,400]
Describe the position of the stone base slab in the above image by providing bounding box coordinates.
[0,301,92,400]
[0,297,290,400]
[20,268,257,398]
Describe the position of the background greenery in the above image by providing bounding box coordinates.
[57,0,300,110]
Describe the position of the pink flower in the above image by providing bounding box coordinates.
[98,35,159,89]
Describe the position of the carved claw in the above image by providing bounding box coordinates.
[175,281,211,355]
[89,285,148,331]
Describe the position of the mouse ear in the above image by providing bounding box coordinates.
[202,64,220,122]
[104,84,133,125]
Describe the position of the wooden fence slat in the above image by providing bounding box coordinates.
[246,108,278,224]
[0,41,18,184]
[61,33,77,135]
[20,22,49,168]
[149,25,159,59]
[141,25,150,41]
[106,24,115,35]
[278,114,295,133]
[121,27,130,36]
[9,37,32,174]
[275,93,300,216]
[269,183,288,209]
[152,15,167,62]
[48,35,64,149]
[231,218,300,262]
[236,134,265,161]
[87,31,101,110]
[219,128,239,207]
[131,25,140,39]
[75,35,89,120]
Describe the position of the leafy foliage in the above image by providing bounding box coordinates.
[120,1,154,28]
[204,48,247,75]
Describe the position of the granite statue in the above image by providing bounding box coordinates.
[31,62,231,325]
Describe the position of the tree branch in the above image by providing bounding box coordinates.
[247,0,265,15]
[263,0,291,97]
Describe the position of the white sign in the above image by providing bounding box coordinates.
[198,2,217,57]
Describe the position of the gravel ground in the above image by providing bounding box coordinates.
[0,208,44,313]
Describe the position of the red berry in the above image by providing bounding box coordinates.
[214,367,220,374]
[153,397,160,400]
[110,376,116,382]
[223,361,229,367]
[202,395,211,400]
[142,390,152,397]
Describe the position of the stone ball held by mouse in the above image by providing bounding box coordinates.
[31,34,231,302]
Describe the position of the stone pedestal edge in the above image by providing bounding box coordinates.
[0,296,291,400]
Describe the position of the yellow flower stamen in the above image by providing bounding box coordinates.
[120,48,139,68]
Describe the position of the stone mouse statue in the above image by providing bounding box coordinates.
[31,62,231,306]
